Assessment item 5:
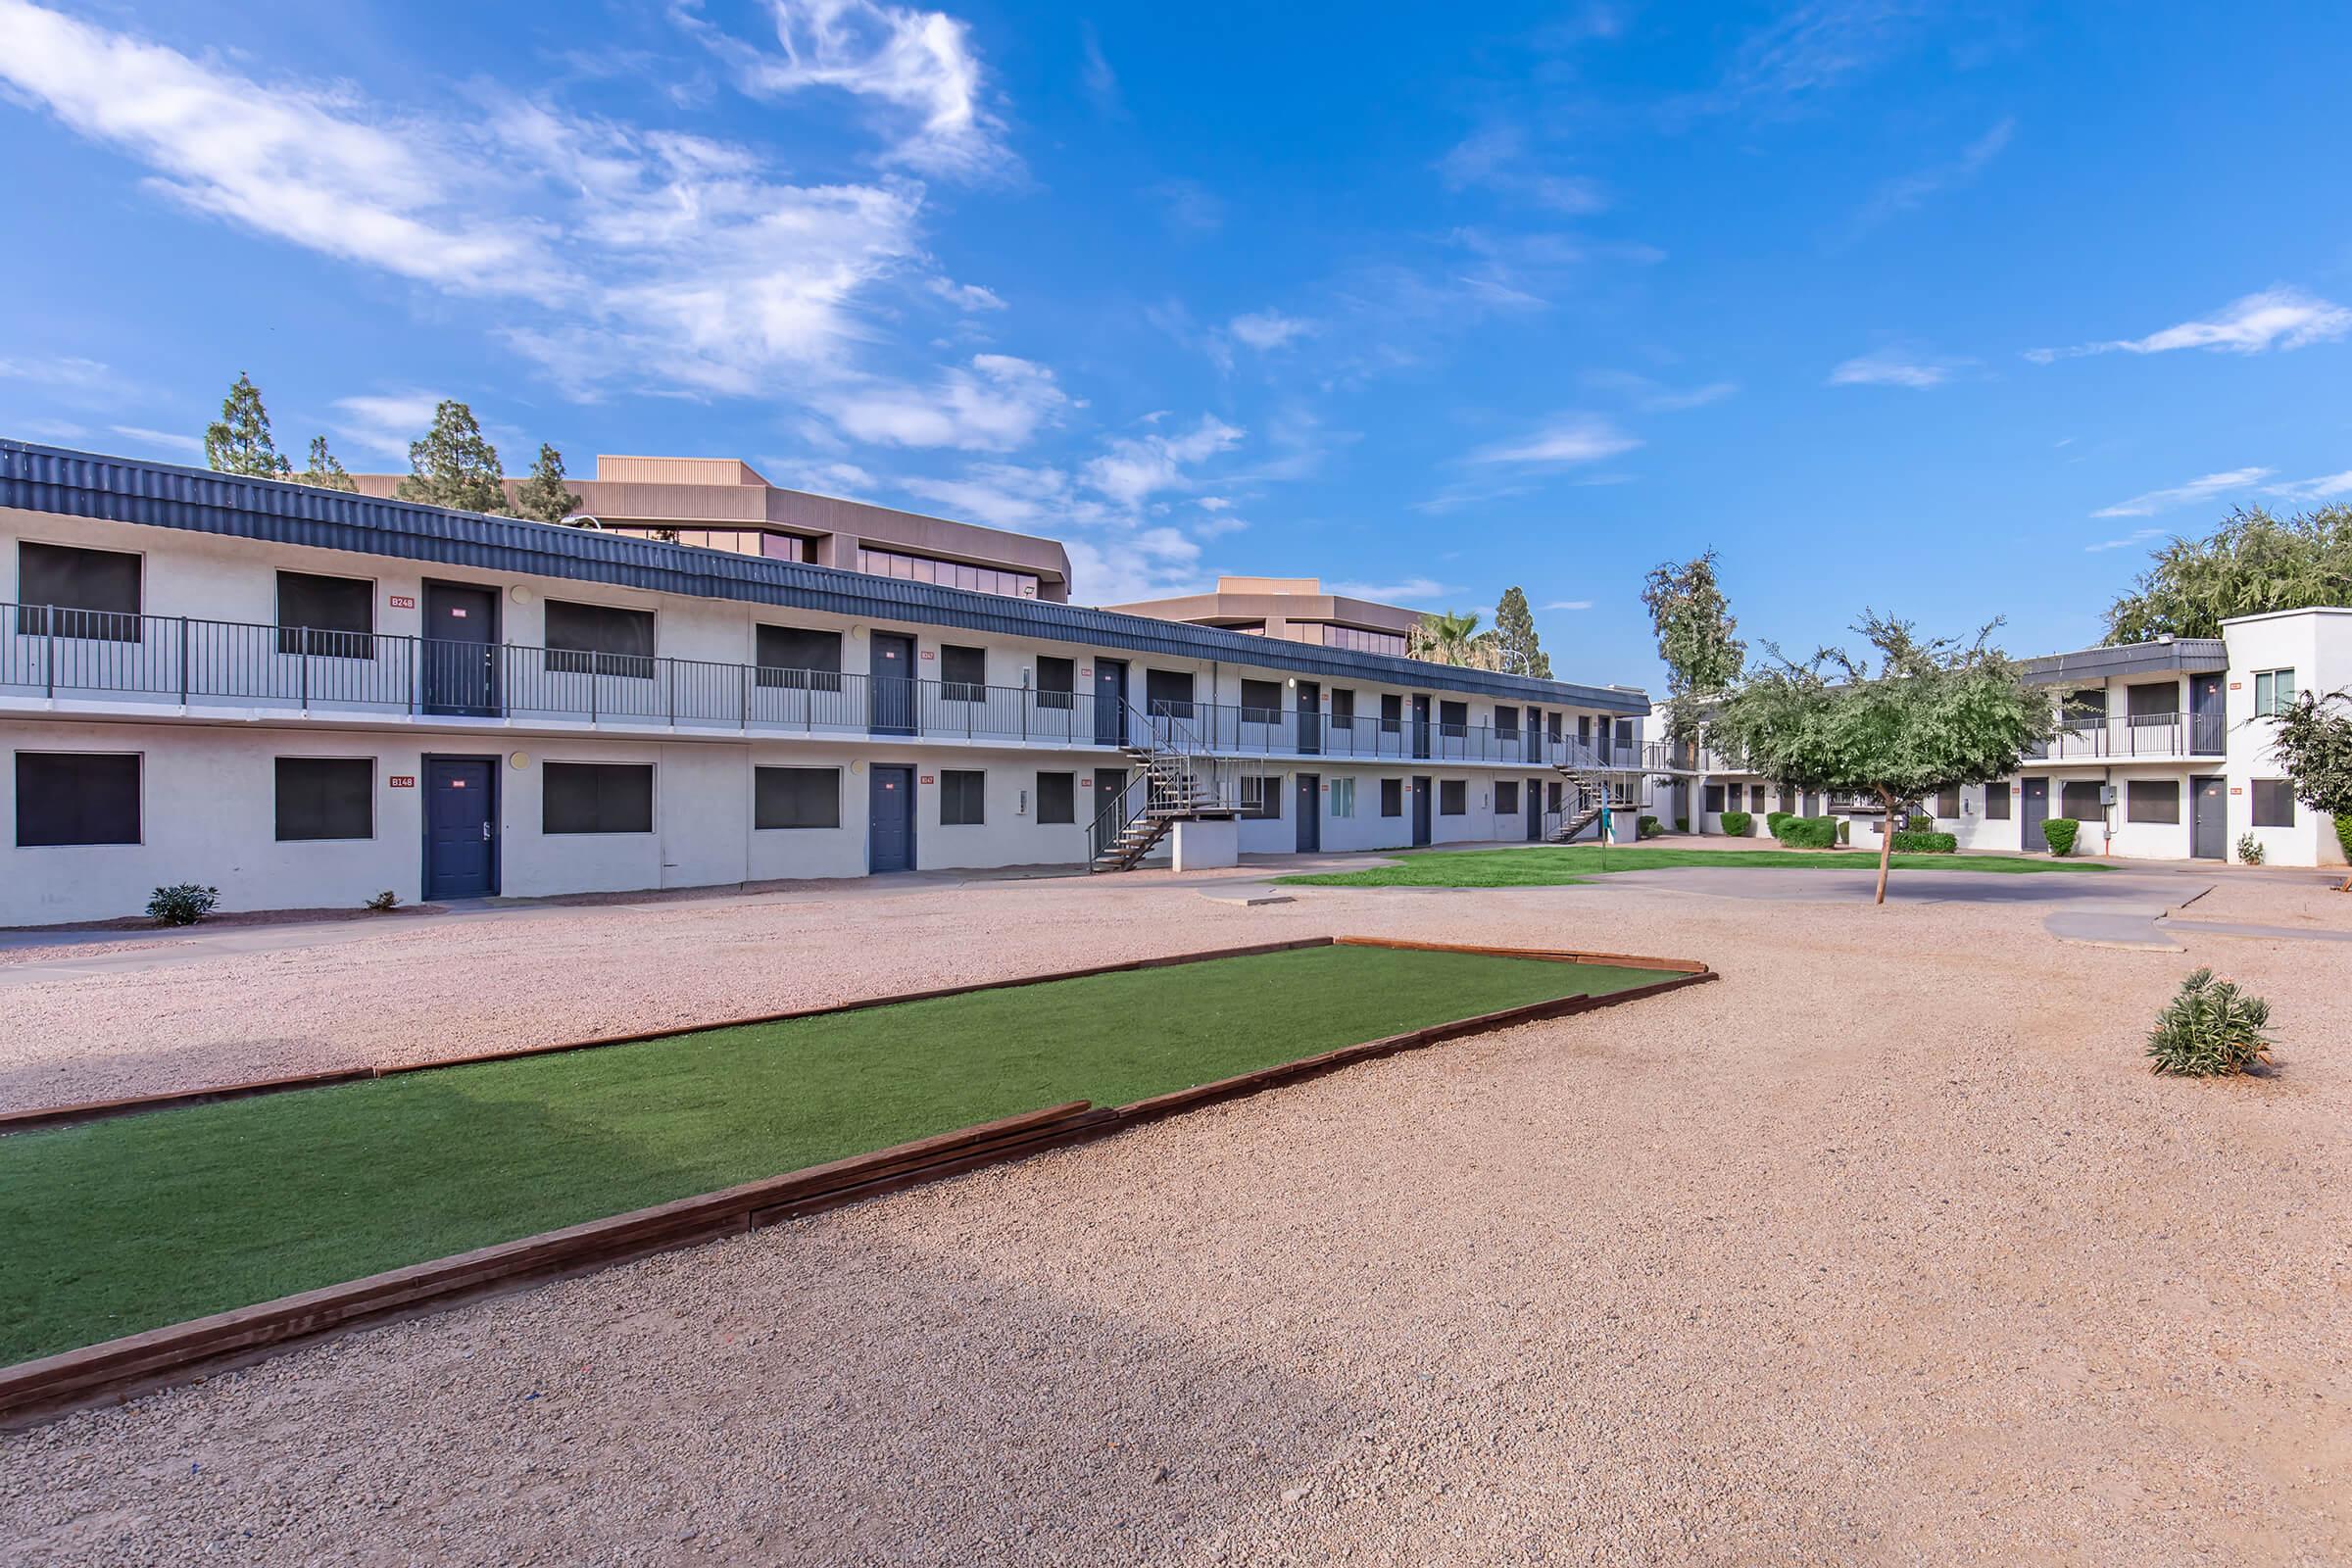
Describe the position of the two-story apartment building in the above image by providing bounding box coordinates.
[1647,612,2352,868]
[1,441,1650,925]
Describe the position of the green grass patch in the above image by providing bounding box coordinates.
[1276,845,2114,888]
[0,945,1678,1365]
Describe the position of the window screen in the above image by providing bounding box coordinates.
[940,769,985,825]
[1935,786,1961,818]
[2251,778,2295,827]
[1380,694,1403,734]
[1331,690,1354,727]
[276,572,374,658]
[18,542,141,641]
[1036,656,1075,710]
[2125,780,2180,824]
[1380,778,1402,817]
[2125,682,2178,718]
[755,766,840,829]
[755,625,842,689]
[15,752,140,846]
[1241,680,1283,723]
[1703,784,1726,812]
[1438,700,1467,736]
[939,645,985,702]
[1036,771,1076,824]
[1495,781,1520,814]
[1495,707,1519,737]
[1984,785,2011,820]
[544,762,653,833]
[2059,781,2103,820]
[545,602,655,678]
[1440,779,1466,815]
[1145,668,1195,718]
[274,757,372,841]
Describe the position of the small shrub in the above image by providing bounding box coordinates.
[1837,816,1851,845]
[1905,812,1936,833]
[1719,809,1753,837]
[147,884,220,926]
[2042,817,2080,857]
[2146,967,2274,1077]
[2335,811,2352,864]
[1889,829,1958,854]
[1765,810,1793,838]
[1776,815,1838,849]
[2234,833,2265,866]
[364,889,401,912]
[1637,814,1664,840]
[1674,816,1689,834]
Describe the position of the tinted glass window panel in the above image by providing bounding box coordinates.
[754,766,841,829]
[544,602,655,679]
[1380,778,1402,816]
[15,752,140,846]
[276,571,375,658]
[2059,781,2103,820]
[1145,668,1196,718]
[1036,656,1074,709]
[1380,695,1403,733]
[544,761,654,834]
[274,757,373,841]
[939,645,986,701]
[2250,778,2295,827]
[1440,779,1466,815]
[2126,780,2180,824]
[18,542,141,642]
[756,625,843,690]
[1935,786,1961,818]
[1984,785,2011,819]
[1241,775,1282,819]
[1036,771,1076,824]
[1438,701,1467,735]
[1241,680,1283,721]
[1332,777,1356,818]
[1495,781,1519,814]
[940,769,985,825]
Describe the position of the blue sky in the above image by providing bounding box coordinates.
[2,1,2349,695]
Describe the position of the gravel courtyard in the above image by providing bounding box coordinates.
[4,864,2349,1564]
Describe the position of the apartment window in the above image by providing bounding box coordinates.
[2059,781,2104,821]
[855,547,1040,601]
[1438,700,1468,738]
[544,762,653,834]
[1242,776,1283,819]
[1380,778,1403,817]
[1934,786,1961,819]
[1036,771,1076,825]
[1750,784,1770,810]
[1145,668,1196,719]
[755,766,841,829]
[1547,780,1563,812]
[1331,777,1357,818]
[2251,778,2296,827]
[17,541,140,641]
[940,769,985,825]
[755,625,843,690]
[2253,668,2297,717]
[1035,656,1075,710]
[276,571,374,658]
[939,644,986,702]
[1495,707,1519,738]
[1380,694,1403,735]
[2125,682,2178,721]
[2126,780,2180,824]
[1703,783,1727,813]
[274,757,372,841]
[2064,687,2107,726]
[1241,679,1284,725]
[1322,624,1407,657]
[15,752,139,846]
[1495,781,1519,815]
[1331,689,1355,730]
[545,601,654,679]
[1576,714,1590,744]
[1439,779,1466,816]
[1615,719,1636,753]
[1984,785,2012,820]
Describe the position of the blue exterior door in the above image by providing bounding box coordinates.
[869,764,915,871]
[1411,776,1432,846]
[1094,660,1129,747]
[2020,776,2048,851]
[423,758,497,899]
[421,583,499,716]
[868,633,916,735]
[1295,774,1320,852]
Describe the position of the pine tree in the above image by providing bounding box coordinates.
[204,372,291,478]
[395,400,512,514]
[513,443,585,524]
[295,434,358,492]
[1492,586,1551,677]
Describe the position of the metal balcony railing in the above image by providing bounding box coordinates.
[2024,711,2226,760]
[1151,701,1632,768]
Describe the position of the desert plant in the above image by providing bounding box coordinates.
[1719,809,1753,837]
[2042,817,2080,857]
[1776,815,1838,849]
[147,884,220,926]
[1637,814,1664,840]
[364,889,401,912]
[2145,967,2274,1076]
[2235,833,2266,866]
[1889,830,1958,853]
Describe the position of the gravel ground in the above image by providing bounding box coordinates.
[3,869,2349,1564]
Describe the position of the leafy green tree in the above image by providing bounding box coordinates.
[1641,551,1744,749]
[2104,506,2352,643]
[1707,613,2053,905]
[395,400,512,514]
[1491,586,1552,678]
[294,434,358,492]
[513,443,584,524]
[2268,687,2352,891]
[204,372,291,478]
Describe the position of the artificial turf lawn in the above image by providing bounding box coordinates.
[0,943,1681,1365]
[1275,845,2114,888]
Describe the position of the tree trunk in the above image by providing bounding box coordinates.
[1874,786,1895,906]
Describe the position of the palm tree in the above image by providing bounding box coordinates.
[1410,609,1484,665]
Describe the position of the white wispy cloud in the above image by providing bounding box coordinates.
[1828,348,1959,388]
[329,392,451,462]
[1084,415,1244,508]
[2029,287,2352,363]
[1438,123,1605,214]
[683,0,1014,181]
[1227,311,1314,352]
[0,354,122,393]
[1468,414,1641,466]
[1585,369,1739,412]
[2083,527,2165,554]
[106,423,204,457]
[833,355,1069,451]
[1330,577,1452,606]
[2268,469,2352,504]
[2091,466,2273,518]
[1079,22,1120,116]
[1544,599,1595,611]
[1845,118,2013,237]
[925,276,1004,311]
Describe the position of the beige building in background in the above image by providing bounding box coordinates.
[1105,576,1425,658]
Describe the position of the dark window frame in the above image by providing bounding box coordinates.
[542,761,655,835]
[274,570,376,660]
[939,644,987,703]
[1495,780,1520,814]
[2125,779,2180,825]
[1035,656,1075,711]
[754,765,842,830]
[1036,771,1076,825]
[14,751,142,847]
[755,624,844,692]
[1380,777,1403,817]
[273,756,375,842]
[544,600,656,680]
[2250,778,2295,828]
[16,541,143,643]
[1984,784,2011,820]
[1241,775,1283,820]
[940,768,986,826]
[2059,780,2105,821]
[1439,778,1467,816]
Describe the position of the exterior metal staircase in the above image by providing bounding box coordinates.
[1547,753,1632,844]
[1087,710,1243,872]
